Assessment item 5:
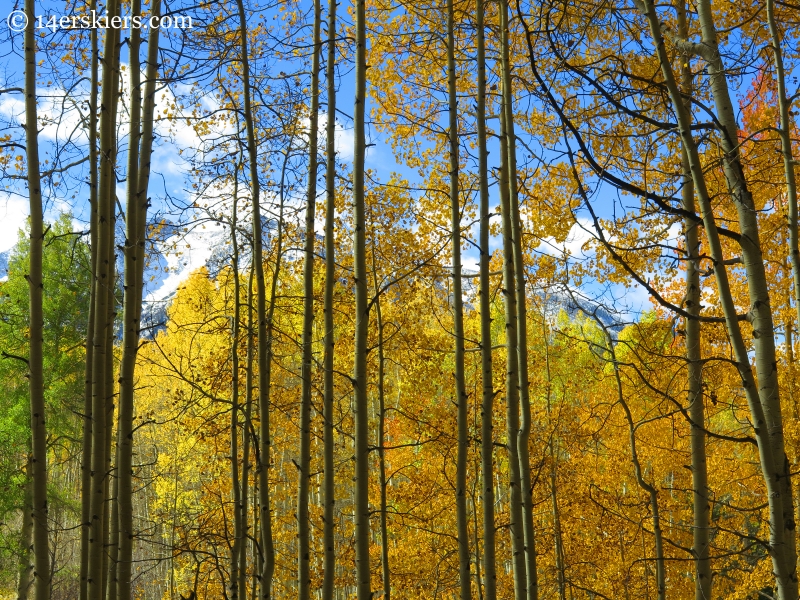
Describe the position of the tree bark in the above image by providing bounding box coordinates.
[635,0,798,594]
[234,0,276,595]
[321,1,338,594]
[675,4,711,596]
[88,1,120,597]
[475,0,497,594]
[498,100,528,600]
[446,1,472,595]
[766,0,800,335]
[230,170,243,600]
[242,261,255,599]
[371,256,391,600]
[115,3,161,597]
[22,0,50,595]
[352,0,372,593]
[498,3,537,596]
[298,2,321,595]
[16,458,34,600]
[80,6,99,596]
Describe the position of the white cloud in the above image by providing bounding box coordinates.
[301,112,355,163]
[540,217,596,258]
[0,195,28,252]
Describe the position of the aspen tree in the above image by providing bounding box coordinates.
[230,172,243,600]
[599,318,666,600]
[258,144,290,599]
[371,252,391,599]
[22,0,50,595]
[235,0,276,594]
[766,0,800,333]
[498,101,527,600]
[352,0,372,591]
[498,2,537,595]
[543,330,566,600]
[297,0,321,594]
[116,2,161,597]
[321,0,338,594]
[446,0,471,595]
[475,0,497,594]
[675,3,710,596]
[635,0,799,594]
[245,262,257,598]
[16,463,33,600]
[241,258,255,598]
[88,0,121,596]
[80,5,100,596]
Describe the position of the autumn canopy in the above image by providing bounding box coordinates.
[1,0,799,598]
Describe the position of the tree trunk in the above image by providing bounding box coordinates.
[498,3,538,596]
[600,325,666,600]
[115,3,161,597]
[230,170,243,600]
[636,0,798,594]
[475,0,497,594]
[352,0,372,592]
[371,256,391,600]
[22,0,50,595]
[88,1,120,597]
[17,458,34,600]
[241,261,255,599]
[446,1,472,595]
[234,0,276,594]
[766,0,800,335]
[498,100,528,600]
[322,1,338,594]
[675,4,711,596]
[298,2,321,596]
[80,5,99,596]
[542,315,565,600]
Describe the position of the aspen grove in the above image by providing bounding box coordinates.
[2,0,800,598]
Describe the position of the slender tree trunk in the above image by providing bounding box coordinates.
[498,3,538,596]
[230,173,243,600]
[472,448,484,600]
[17,458,34,600]
[475,0,497,593]
[542,317,565,600]
[600,326,666,600]
[88,1,120,597]
[298,3,321,596]
[241,261,255,598]
[22,0,50,595]
[498,101,527,600]
[636,0,798,594]
[103,326,117,599]
[693,0,797,592]
[106,454,119,600]
[235,0,276,594]
[766,0,800,334]
[321,1,338,593]
[675,4,711,596]
[371,256,391,600]
[80,7,99,597]
[549,457,566,600]
[352,0,372,592]
[102,23,123,600]
[446,1,472,595]
[246,263,256,599]
[115,4,160,598]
